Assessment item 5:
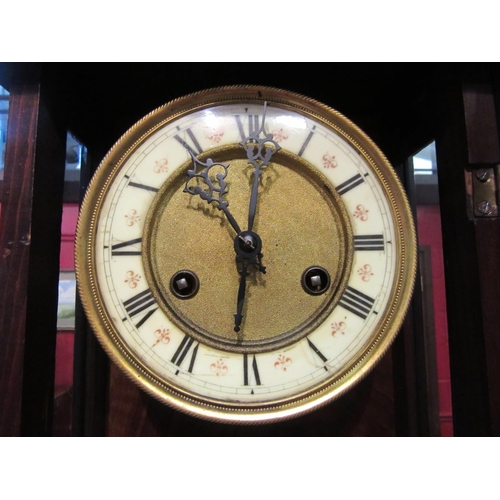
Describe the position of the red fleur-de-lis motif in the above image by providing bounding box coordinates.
[125,270,141,288]
[154,158,169,173]
[331,321,346,337]
[272,128,289,143]
[354,204,369,221]
[206,129,224,143]
[124,209,140,227]
[274,353,292,371]
[153,328,170,347]
[357,264,374,282]
[322,154,338,169]
[210,358,228,376]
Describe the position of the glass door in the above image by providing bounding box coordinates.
[412,142,453,436]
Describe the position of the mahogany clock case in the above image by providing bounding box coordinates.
[1,63,498,436]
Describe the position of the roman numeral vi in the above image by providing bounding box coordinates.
[243,354,261,386]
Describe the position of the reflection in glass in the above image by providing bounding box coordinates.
[413,141,453,436]
[53,131,85,436]
[0,85,9,174]
[57,271,76,329]
[66,132,83,171]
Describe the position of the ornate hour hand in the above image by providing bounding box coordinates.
[241,102,281,232]
[184,105,277,333]
[184,152,241,234]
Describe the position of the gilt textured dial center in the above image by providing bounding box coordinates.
[143,146,353,353]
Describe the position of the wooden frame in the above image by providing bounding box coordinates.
[0,65,67,436]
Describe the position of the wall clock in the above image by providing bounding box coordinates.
[75,86,416,423]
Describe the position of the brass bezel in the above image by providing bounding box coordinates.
[75,85,417,424]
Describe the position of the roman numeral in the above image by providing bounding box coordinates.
[174,127,203,156]
[235,114,261,141]
[171,334,199,374]
[339,286,375,320]
[307,338,328,370]
[128,181,159,193]
[354,234,384,251]
[297,126,316,156]
[110,237,142,256]
[336,173,364,196]
[122,289,158,328]
[243,353,261,386]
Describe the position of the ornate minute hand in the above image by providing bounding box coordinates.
[184,104,278,334]
[241,102,281,232]
[183,152,241,234]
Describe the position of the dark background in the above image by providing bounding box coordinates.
[3,62,484,164]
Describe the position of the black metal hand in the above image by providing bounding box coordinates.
[234,260,249,333]
[184,105,278,333]
[184,151,241,234]
[241,102,281,232]
[233,231,266,332]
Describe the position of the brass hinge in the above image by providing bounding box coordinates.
[470,165,500,218]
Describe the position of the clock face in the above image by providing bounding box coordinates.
[76,86,416,423]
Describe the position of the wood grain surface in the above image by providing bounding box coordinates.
[0,82,39,436]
